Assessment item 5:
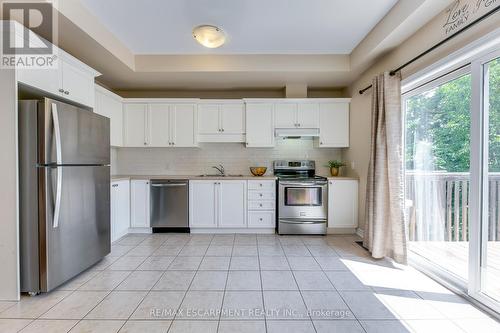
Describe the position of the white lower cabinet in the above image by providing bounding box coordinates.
[190,179,275,231]
[328,179,358,230]
[247,180,276,228]
[218,181,247,227]
[189,181,218,228]
[189,180,247,228]
[111,180,130,242]
[130,179,150,228]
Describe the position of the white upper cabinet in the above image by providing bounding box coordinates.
[198,100,245,142]
[317,101,350,148]
[275,103,297,128]
[14,22,99,108]
[123,101,198,148]
[171,104,197,147]
[220,103,245,134]
[60,58,96,107]
[148,104,171,147]
[297,103,320,128]
[123,103,148,147]
[245,103,275,147]
[275,102,319,128]
[94,86,123,147]
[198,104,220,134]
[17,55,98,108]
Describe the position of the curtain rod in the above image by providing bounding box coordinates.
[358,5,500,95]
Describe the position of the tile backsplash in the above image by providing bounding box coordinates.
[112,139,342,176]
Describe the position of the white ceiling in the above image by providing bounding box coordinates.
[80,0,398,55]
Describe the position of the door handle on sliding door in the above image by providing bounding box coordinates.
[51,103,62,228]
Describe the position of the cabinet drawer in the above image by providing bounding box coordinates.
[248,201,275,210]
[248,191,275,201]
[248,180,275,190]
[248,211,275,228]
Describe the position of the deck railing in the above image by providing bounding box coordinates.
[405,171,500,242]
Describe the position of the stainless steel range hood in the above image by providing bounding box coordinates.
[275,128,320,138]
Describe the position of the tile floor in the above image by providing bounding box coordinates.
[0,233,499,332]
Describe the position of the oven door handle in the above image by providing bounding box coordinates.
[279,182,327,187]
[280,219,326,224]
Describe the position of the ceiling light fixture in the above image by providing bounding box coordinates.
[192,25,226,48]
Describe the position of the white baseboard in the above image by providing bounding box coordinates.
[128,227,152,234]
[326,227,357,234]
[190,228,275,234]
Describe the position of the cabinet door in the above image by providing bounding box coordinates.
[171,104,197,147]
[148,104,171,147]
[219,181,247,228]
[245,103,275,147]
[220,103,245,134]
[319,103,349,147]
[95,90,123,147]
[111,180,130,241]
[123,104,148,147]
[328,180,358,228]
[198,104,220,134]
[17,65,63,97]
[61,59,95,107]
[130,180,150,228]
[110,183,117,242]
[274,103,297,128]
[189,181,217,228]
[297,103,319,128]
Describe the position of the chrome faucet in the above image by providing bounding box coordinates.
[212,164,225,176]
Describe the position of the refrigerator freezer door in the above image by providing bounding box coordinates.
[39,165,110,292]
[39,98,110,166]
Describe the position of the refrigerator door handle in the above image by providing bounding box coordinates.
[51,103,62,228]
[51,103,63,164]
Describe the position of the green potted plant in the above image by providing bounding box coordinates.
[325,160,346,177]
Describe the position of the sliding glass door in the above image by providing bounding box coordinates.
[404,68,472,286]
[472,53,500,308]
[403,42,500,312]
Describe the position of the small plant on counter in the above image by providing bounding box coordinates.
[325,160,346,177]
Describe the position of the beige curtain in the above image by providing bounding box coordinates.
[363,72,407,264]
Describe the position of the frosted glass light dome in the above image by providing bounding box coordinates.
[192,25,226,48]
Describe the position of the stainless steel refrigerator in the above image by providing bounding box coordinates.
[19,98,111,294]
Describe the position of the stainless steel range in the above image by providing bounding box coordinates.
[274,160,328,235]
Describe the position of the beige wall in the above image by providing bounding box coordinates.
[344,3,500,232]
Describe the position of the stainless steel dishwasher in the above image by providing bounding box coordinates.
[150,179,189,232]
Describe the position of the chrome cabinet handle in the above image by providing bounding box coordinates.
[259,193,263,197]
[151,183,187,187]
[51,103,62,228]
[58,88,64,93]
[64,91,69,95]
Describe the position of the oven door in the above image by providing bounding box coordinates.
[278,182,327,219]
